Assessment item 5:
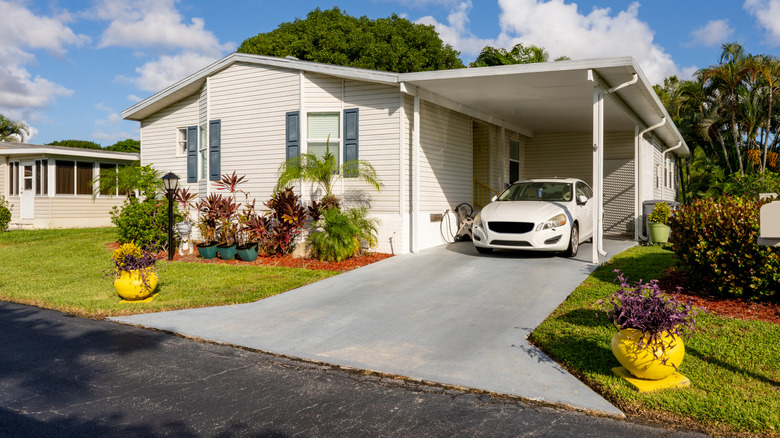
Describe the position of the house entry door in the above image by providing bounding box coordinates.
[20,161,34,220]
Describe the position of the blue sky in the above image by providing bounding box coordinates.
[2,0,779,145]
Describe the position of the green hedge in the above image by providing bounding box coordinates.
[669,197,780,301]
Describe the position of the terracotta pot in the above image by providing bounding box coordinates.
[114,270,158,302]
[611,328,685,380]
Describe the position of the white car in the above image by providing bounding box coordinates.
[472,178,594,257]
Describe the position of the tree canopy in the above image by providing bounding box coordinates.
[470,43,570,67]
[237,7,464,73]
[105,139,140,153]
[0,114,30,143]
[47,139,103,150]
[655,42,780,200]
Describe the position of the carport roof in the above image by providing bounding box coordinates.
[122,53,688,157]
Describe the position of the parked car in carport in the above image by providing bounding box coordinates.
[472,178,594,257]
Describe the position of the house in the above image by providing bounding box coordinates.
[0,142,139,229]
[122,53,689,262]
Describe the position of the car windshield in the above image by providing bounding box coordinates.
[497,181,573,202]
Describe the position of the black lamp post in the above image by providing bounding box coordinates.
[161,172,179,261]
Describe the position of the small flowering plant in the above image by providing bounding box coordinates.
[599,270,699,357]
[106,241,161,286]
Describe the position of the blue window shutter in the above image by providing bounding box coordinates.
[187,126,197,183]
[343,108,359,177]
[209,120,221,181]
[286,111,300,161]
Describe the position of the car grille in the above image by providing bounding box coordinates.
[490,240,531,247]
[487,221,534,234]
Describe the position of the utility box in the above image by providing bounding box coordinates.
[758,200,780,247]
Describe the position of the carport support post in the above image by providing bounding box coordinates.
[591,87,604,264]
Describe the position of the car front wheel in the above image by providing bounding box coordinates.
[563,224,579,257]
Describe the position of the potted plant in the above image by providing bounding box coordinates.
[215,195,239,260]
[196,194,220,259]
[107,241,161,302]
[236,200,266,262]
[648,201,672,244]
[600,270,698,381]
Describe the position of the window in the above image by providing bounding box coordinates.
[76,162,93,195]
[307,112,340,163]
[576,182,593,199]
[99,163,117,196]
[35,160,48,195]
[199,123,207,180]
[56,160,74,195]
[177,127,188,156]
[509,139,520,184]
[9,162,19,195]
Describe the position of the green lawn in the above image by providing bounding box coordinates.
[531,245,780,437]
[0,228,336,319]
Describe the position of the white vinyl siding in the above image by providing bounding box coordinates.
[208,62,300,205]
[139,93,198,189]
[472,122,489,185]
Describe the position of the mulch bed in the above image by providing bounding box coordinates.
[107,243,393,273]
[658,267,780,325]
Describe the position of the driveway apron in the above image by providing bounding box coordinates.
[112,240,635,416]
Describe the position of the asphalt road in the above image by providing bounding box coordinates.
[0,301,705,437]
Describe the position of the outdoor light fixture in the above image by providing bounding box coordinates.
[161,172,179,261]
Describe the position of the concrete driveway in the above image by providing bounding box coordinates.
[112,239,635,416]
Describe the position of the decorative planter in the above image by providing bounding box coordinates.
[236,243,259,262]
[217,244,237,260]
[648,222,671,244]
[197,243,218,259]
[114,270,158,302]
[611,328,685,380]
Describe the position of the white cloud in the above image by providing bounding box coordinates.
[0,2,86,122]
[418,0,680,84]
[744,0,780,45]
[92,0,235,92]
[118,52,218,92]
[417,1,508,56]
[689,20,734,47]
[92,129,137,142]
[127,94,143,103]
[94,103,121,127]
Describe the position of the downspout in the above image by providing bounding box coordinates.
[661,141,683,201]
[636,118,667,240]
[589,72,638,263]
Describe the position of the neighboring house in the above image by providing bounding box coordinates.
[122,53,689,262]
[0,142,139,229]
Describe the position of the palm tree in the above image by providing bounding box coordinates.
[752,55,780,171]
[700,43,753,175]
[0,115,30,143]
[275,141,383,207]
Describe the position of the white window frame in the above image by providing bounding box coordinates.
[198,123,207,181]
[306,112,341,165]
[176,127,188,157]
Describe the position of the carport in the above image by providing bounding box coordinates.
[398,57,689,263]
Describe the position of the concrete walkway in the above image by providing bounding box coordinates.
[112,239,635,417]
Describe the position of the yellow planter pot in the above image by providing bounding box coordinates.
[611,328,685,380]
[113,270,158,302]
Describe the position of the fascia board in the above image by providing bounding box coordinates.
[1,148,139,161]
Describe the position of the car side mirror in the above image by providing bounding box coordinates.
[577,195,588,205]
[491,195,497,202]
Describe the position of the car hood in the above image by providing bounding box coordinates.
[481,201,568,223]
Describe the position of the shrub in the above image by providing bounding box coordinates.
[110,165,184,251]
[310,207,379,262]
[111,196,183,252]
[263,187,307,255]
[0,196,11,232]
[669,197,780,301]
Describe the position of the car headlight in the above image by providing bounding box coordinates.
[536,213,566,231]
[473,213,482,227]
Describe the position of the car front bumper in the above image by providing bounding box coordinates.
[472,221,570,252]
